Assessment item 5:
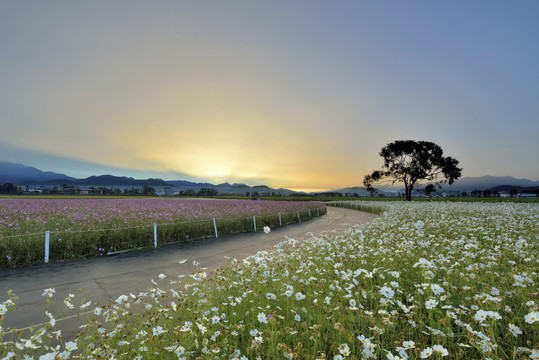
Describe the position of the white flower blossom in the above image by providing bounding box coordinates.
[525,311,538,324]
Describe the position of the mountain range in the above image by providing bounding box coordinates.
[0,162,296,195]
[1,161,538,195]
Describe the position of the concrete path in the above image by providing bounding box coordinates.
[0,207,377,340]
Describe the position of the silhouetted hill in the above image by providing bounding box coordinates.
[448,175,539,191]
[56,175,172,187]
[0,161,75,184]
[167,180,216,189]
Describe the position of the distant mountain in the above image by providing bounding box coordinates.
[48,175,172,187]
[0,161,296,195]
[0,161,76,184]
[212,182,295,195]
[323,186,393,197]
[439,176,539,192]
[167,180,216,189]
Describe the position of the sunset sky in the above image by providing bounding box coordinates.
[1,1,538,191]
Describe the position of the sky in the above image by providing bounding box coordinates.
[1,1,538,191]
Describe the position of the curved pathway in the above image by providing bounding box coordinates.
[0,207,377,340]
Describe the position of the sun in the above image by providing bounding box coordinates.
[203,165,234,180]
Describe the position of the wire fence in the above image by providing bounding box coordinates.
[0,206,326,267]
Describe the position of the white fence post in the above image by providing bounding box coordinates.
[253,216,257,232]
[309,209,311,218]
[279,212,282,226]
[153,223,157,248]
[45,231,50,263]
[317,208,319,217]
[297,211,300,222]
[213,218,218,238]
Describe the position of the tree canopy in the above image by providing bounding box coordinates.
[363,140,462,201]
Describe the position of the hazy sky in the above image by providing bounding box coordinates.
[1,1,538,190]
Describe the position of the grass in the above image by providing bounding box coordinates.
[1,201,538,359]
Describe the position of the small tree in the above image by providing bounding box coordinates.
[424,184,435,197]
[363,140,462,201]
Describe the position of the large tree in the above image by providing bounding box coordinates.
[363,140,462,201]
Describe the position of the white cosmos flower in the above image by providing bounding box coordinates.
[508,324,523,337]
[386,353,404,360]
[257,312,268,324]
[38,352,58,360]
[339,343,351,356]
[475,310,501,322]
[42,288,56,297]
[45,311,56,327]
[175,346,185,356]
[64,341,77,352]
[432,345,448,356]
[380,286,394,299]
[413,258,435,269]
[402,340,415,349]
[152,326,167,336]
[430,284,444,295]
[420,347,433,358]
[254,336,263,345]
[197,323,207,334]
[525,311,538,324]
[425,298,438,309]
[116,295,128,304]
[24,340,38,349]
[263,226,271,234]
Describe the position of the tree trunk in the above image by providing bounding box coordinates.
[405,185,412,201]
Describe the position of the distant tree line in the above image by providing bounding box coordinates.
[0,183,22,194]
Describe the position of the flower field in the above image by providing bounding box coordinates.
[1,201,538,359]
[0,198,326,267]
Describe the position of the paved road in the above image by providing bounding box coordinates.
[0,207,377,340]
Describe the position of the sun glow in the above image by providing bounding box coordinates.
[201,164,234,180]
[287,188,332,193]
